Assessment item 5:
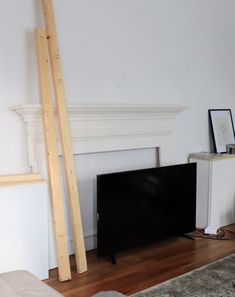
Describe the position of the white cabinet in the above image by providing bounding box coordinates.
[189,153,235,234]
[0,181,49,280]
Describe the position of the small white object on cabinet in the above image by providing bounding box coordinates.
[189,153,235,234]
[0,179,49,280]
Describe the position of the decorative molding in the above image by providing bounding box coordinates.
[12,104,187,173]
[12,103,186,118]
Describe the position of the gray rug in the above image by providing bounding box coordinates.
[131,254,235,297]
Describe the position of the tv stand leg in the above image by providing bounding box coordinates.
[182,234,195,241]
[110,253,117,265]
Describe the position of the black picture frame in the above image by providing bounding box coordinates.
[208,109,235,153]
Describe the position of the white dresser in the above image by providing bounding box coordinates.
[189,153,235,234]
[0,176,49,280]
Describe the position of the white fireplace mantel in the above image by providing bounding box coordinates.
[12,103,187,269]
[12,104,187,174]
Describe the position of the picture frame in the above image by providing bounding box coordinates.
[209,109,235,153]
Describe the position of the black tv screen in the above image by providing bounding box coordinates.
[97,163,196,257]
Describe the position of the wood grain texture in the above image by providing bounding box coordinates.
[35,28,71,281]
[45,225,235,297]
[41,0,87,274]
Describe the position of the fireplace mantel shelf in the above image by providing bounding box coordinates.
[12,104,186,119]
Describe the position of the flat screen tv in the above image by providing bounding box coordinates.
[97,163,196,258]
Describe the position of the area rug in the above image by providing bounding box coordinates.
[131,254,235,297]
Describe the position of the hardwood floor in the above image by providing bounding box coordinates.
[45,228,235,297]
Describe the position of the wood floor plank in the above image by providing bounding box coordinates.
[45,226,235,297]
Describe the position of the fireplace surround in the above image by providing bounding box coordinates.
[12,103,186,269]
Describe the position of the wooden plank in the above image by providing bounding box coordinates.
[41,0,87,274]
[35,28,71,281]
[0,174,43,184]
[0,181,46,187]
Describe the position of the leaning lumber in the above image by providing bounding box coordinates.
[41,0,87,273]
[35,28,71,281]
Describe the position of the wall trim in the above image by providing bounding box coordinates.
[12,104,187,172]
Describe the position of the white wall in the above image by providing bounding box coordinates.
[0,0,42,174]
[54,0,235,162]
[1,0,235,175]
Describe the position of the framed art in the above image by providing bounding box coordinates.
[209,109,235,153]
